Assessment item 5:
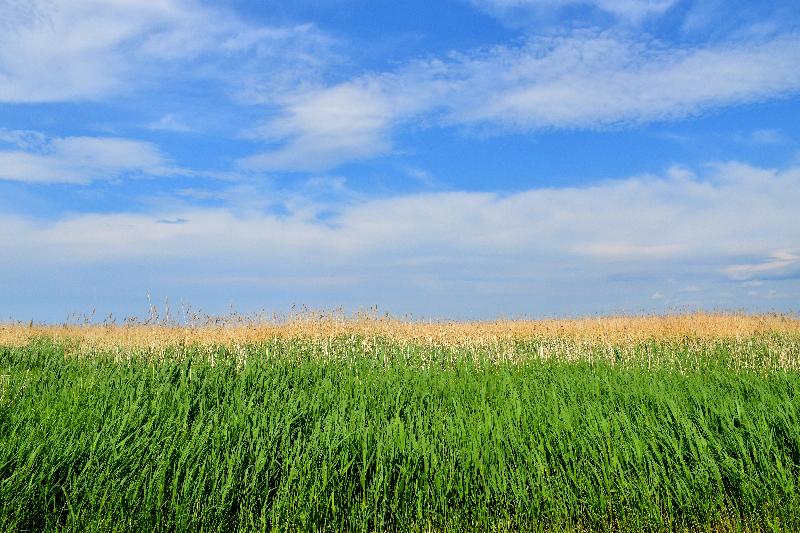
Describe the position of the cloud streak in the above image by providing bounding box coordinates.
[444,32,800,129]
[0,0,335,103]
[246,30,800,170]
[470,0,679,22]
[0,131,168,183]
[726,251,800,281]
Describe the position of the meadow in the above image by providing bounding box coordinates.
[1,313,800,531]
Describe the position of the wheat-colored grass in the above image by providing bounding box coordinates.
[2,312,798,349]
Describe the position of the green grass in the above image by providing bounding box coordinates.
[1,336,800,531]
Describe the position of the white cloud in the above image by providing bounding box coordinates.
[241,80,399,171]
[441,31,800,130]
[146,113,192,133]
[3,160,798,316]
[245,30,800,170]
[4,161,799,273]
[725,251,800,281]
[471,0,678,22]
[748,129,785,145]
[241,67,446,171]
[0,131,167,183]
[0,0,335,103]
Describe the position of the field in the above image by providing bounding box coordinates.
[2,313,800,531]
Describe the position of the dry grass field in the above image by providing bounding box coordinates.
[3,312,799,370]
[4,312,799,347]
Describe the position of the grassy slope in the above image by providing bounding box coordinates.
[1,336,799,531]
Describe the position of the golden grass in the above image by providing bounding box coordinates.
[2,312,799,350]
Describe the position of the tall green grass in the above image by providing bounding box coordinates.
[1,337,799,531]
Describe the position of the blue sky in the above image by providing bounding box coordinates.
[1,0,799,321]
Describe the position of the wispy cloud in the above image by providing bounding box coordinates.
[0,0,336,103]
[146,114,192,133]
[245,30,800,170]
[725,251,800,281]
[442,32,800,129]
[470,0,678,23]
[241,80,400,171]
[747,128,785,145]
[0,130,168,183]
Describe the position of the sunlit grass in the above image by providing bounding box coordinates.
[1,314,799,531]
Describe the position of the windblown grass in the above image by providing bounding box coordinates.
[3,312,800,348]
[1,314,799,531]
